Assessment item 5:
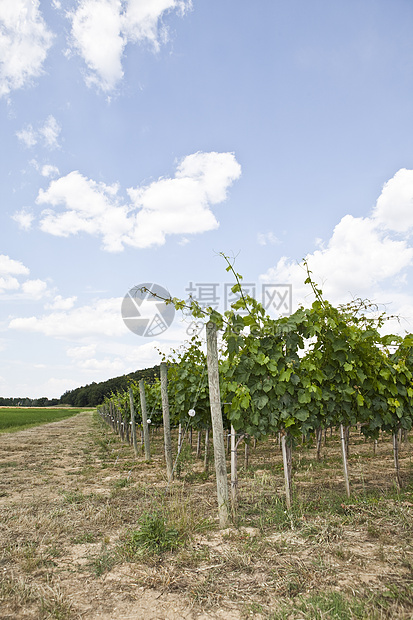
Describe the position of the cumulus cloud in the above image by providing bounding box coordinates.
[65,340,164,376]
[0,254,50,299]
[16,125,37,147]
[46,295,78,310]
[0,254,30,276]
[0,276,20,293]
[35,151,241,251]
[41,164,60,178]
[21,278,48,299]
[16,116,61,149]
[372,168,413,233]
[12,208,34,230]
[260,168,413,318]
[67,343,97,359]
[9,297,125,338]
[68,0,192,91]
[0,0,54,97]
[69,0,125,91]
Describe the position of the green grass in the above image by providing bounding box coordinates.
[0,407,88,433]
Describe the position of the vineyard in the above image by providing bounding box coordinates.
[98,261,413,522]
[1,263,413,619]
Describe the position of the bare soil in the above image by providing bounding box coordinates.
[0,412,412,619]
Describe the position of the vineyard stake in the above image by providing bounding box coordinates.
[393,432,402,489]
[139,379,151,461]
[281,434,292,509]
[206,321,229,528]
[160,362,173,482]
[204,427,210,472]
[340,424,351,497]
[128,387,139,457]
[230,425,238,512]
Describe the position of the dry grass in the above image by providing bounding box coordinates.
[0,412,412,619]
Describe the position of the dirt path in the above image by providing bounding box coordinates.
[0,412,241,619]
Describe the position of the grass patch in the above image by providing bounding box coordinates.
[88,543,116,577]
[0,407,87,433]
[270,591,367,619]
[122,510,183,557]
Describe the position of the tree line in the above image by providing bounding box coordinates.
[59,365,160,407]
[0,366,160,408]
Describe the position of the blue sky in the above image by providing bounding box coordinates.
[2,0,413,398]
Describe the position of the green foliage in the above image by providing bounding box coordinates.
[222,259,413,441]
[98,254,413,451]
[166,336,211,429]
[125,511,182,555]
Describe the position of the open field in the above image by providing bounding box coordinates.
[0,411,412,619]
[0,408,90,434]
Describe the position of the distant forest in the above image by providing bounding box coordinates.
[0,365,160,408]
[0,397,60,407]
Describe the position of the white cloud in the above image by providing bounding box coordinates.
[9,297,125,338]
[372,168,413,233]
[0,255,50,299]
[257,231,279,246]
[0,254,29,294]
[68,0,192,91]
[0,0,54,97]
[12,208,34,230]
[21,278,48,299]
[70,0,125,92]
[35,151,241,251]
[46,295,77,310]
[260,169,413,319]
[16,116,61,149]
[67,343,97,359]
[41,164,60,178]
[40,377,80,399]
[39,115,61,149]
[16,125,37,147]
[77,356,126,371]
[0,276,20,293]
[122,0,189,48]
[66,340,164,375]
[0,254,30,276]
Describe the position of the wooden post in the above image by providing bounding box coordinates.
[177,423,183,455]
[206,321,229,528]
[139,379,151,461]
[340,424,351,497]
[281,434,292,509]
[393,432,402,489]
[160,362,173,482]
[244,440,249,470]
[345,425,350,457]
[128,387,139,457]
[204,427,210,472]
[230,425,238,512]
[316,427,323,461]
[196,430,202,458]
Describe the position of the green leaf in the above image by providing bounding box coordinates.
[256,394,269,410]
